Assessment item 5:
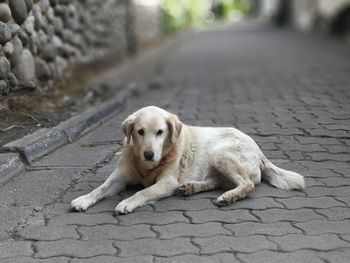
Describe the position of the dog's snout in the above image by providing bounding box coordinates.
[144,150,154,161]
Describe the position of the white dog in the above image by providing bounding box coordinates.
[71,106,305,215]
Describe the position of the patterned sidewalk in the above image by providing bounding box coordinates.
[1,23,350,262]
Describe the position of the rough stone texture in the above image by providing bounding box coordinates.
[17,225,79,241]
[0,3,11,23]
[270,234,350,252]
[0,56,11,79]
[153,222,231,239]
[155,253,237,263]
[224,221,302,236]
[0,241,33,258]
[9,0,28,24]
[185,209,258,223]
[0,257,69,263]
[70,256,153,263]
[194,235,277,254]
[35,239,116,258]
[0,79,9,94]
[14,48,35,85]
[237,250,324,263]
[115,238,199,257]
[0,153,25,184]
[0,0,145,93]
[0,21,12,44]
[0,23,350,262]
[78,224,156,240]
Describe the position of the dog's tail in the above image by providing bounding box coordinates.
[261,157,305,190]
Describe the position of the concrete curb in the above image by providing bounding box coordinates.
[0,32,189,184]
[0,88,136,184]
[0,153,25,184]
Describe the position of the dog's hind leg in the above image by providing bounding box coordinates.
[210,151,255,206]
[176,180,219,196]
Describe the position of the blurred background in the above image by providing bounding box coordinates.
[0,0,350,145]
[1,0,350,97]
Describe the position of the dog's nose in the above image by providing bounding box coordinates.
[144,150,154,161]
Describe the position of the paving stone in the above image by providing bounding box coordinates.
[31,143,117,167]
[194,235,276,254]
[276,196,345,209]
[70,256,153,263]
[305,177,326,187]
[154,253,237,263]
[48,212,118,226]
[0,168,85,207]
[300,161,350,171]
[78,224,156,240]
[17,225,79,241]
[270,234,350,251]
[45,202,71,215]
[153,198,217,211]
[296,219,350,235]
[316,207,350,221]
[0,241,33,258]
[306,186,350,197]
[185,209,258,223]
[237,250,324,263]
[224,221,302,236]
[115,238,198,257]
[318,176,350,187]
[279,143,326,152]
[335,196,350,206]
[35,239,116,258]
[252,208,326,222]
[249,183,306,198]
[322,145,349,153]
[306,152,350,162]
[318,248,350,263]
[0,257,69,263]
[304,169,343,178]
[118,211,189,225]
[220,197,284,210]
[0,206,33,239]
[153,222,231,239]
[307,129,349,138]
[295,136,340,145]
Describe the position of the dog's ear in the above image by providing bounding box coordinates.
[167,115,183,143]
[121,114,135,144]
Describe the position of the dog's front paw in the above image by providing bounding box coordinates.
[114,199,137,216]
[71,194,95,211]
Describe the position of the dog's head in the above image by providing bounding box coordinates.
[122,106,182,169]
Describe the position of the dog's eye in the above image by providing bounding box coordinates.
[156,130,163,136]
[138,129,144,136]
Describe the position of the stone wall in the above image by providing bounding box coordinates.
[0,0,136,95]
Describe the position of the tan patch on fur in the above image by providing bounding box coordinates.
[234,161,248,179]
[136,143,179,187]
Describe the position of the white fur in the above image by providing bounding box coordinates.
[71,106,305,214]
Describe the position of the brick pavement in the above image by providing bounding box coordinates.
[1,23,350,262]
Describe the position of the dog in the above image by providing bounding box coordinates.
[71,106,305,215]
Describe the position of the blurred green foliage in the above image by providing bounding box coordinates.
[162,0,211,33]
[162,0,252,33]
